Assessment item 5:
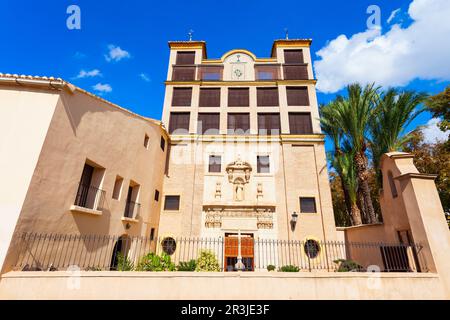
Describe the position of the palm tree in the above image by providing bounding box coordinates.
[331,83,378,224]
[320,103,362,225]
[369,89,428,186]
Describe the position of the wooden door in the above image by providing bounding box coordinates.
[224,234,254,271]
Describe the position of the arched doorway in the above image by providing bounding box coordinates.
[110,235,131,270]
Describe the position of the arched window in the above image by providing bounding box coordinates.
[387,171,398,198]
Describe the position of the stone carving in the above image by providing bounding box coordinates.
[204,208,274,229]
[226,156,252,202]
[235,180,244,201]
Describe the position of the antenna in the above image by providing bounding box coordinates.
[284,28,289,40]
[188,29,194,41]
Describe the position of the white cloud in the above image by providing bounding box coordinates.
[422,118,449,144]
[387,8,401,24]
[139,73,150,82]
[314,0,450,93]
[92,83,112,93]
[105,45,130,62]
[75,69,102,79]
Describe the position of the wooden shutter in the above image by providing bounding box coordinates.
[176,51,195,65]
[284,50,304,64]
[208,155,221,173]
[286,87,309,106]
[257,156,270,173]
[258,113,280,135]
[228,88,249,107]
[289,113,313,134]
[172,87,192,106]
[169,112,190,134]
[164,195,180,210]
[172,66,196,81]
[227,113,250,135]
[300,197,316,213]
[199,88,221,107]
[257,88,279,106]
[283,65,309,80]
[197,113,220,134]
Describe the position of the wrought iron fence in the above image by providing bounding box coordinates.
[10,233,426,273]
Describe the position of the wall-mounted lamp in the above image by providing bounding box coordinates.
[290,211,298,231]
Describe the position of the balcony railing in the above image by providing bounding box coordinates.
[74,183,105,211]
[10,233,426,273]
[124,201,141,219]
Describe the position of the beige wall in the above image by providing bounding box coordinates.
[0,87,59,272]
[1,85,168,272]
[1,271,447,300]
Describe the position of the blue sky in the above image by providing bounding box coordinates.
[1,0,449,152]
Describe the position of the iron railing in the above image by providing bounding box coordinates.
[10,233,426,273]
[124,201,141,219]
[74,183,105,211]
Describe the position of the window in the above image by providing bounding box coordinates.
[74,161,105,210]
[150,228,155,241]
[112,176,123,200]
[258,113,281,135]
[197,113,220,134]
[175,51,195,65]
[169,112,190,134]
[257,88,279,106]
[255,65,279,80]
[286,87,309,106]
[257,155,270,173]
[154,189,160,201]
[160,136,166,151]
[198,66,223,80]
[289,113,313,134]
[227,113,250,135]
[199,88,220,107]
[144,135,150,149]
[284,49,304,64]
[300,197,316,213]
[283,65,309,80]
[172,87,192,106]
[209,155,221,173]
[161,237,177,255]
[164,195,180,211]
[124,182,140,218]
[304,239,320,259]
[172,66,196,81]
[388,171,398,198]
[228,88,249,107]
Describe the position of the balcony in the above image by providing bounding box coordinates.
[70,183,105,215]
[123,200,141,220]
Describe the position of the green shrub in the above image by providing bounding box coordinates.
[267,265,276,272]
[279,265,300,272]
[136,252,176,271]
[195,250,220,272]
[333,259,363,272]
[116,252,134,271]
[177,259,197,271]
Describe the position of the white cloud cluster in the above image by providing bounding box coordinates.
[92,83,112,93]
[75,69,101,79]
[139,73,150,82]
[105,45,130,62]
[314,0,450,93]
[422,118,449,144]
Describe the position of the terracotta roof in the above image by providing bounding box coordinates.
[168,40,207,58]
[271,39,313,57]
[0,73,165,130]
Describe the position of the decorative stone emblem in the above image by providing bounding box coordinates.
[226,156,252,201]
[204,208,274,229]
[215,182,221,199]
[257,183,263,199]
